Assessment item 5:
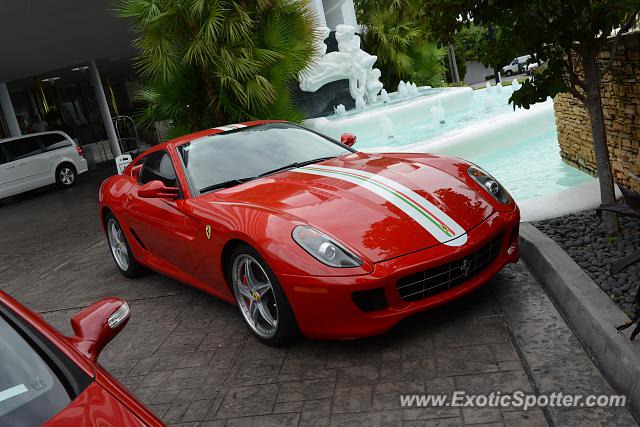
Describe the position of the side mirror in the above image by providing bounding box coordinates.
[341,133,357,147]
[130,164,142,181]
[138,180,179,199]
[68,298,130,362]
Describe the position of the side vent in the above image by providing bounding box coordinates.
[129,228,146,250]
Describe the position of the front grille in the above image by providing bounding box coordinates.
[397,232,504,302]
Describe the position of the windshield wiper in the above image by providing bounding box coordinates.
[258,156,336,178]
[199,157,337,193]
[199,177,257,193]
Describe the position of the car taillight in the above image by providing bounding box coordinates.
[76,146,84,157]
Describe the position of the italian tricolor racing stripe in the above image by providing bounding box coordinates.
[293,165,467,246]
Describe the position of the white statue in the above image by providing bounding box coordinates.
[366,68,383,104]
[299,24,380,105]
[380,88,390,103]
[315,26,330,57]
[334,104,346,116]
[355,96,366,110]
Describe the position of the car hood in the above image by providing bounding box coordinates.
[208,153,495,262]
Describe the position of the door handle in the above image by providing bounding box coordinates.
[6,165,15,169]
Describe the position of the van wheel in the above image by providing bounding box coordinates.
[505,70,513,77]
[56,163,77,188]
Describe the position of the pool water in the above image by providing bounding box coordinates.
[356,87,528,149]
[352,87,594,201]
[472,129,593,200]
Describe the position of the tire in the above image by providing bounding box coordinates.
[505,70,513,77]
[55,163,77,188]
[105,213,146,278]
[229,244,300,346]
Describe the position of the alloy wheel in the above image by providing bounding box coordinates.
[59,167,75,185]
[231,254,279,339]
[107,219,129,271]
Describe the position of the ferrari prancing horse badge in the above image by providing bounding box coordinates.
[205,225,212,240]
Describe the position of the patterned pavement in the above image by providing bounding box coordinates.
[0,166,635,426]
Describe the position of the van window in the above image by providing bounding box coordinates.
[139,151,178,188]
[37,134,71,152]
[3,137,42,161]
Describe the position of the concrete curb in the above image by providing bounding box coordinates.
[519,223,640,416]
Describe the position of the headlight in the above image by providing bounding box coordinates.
[292,225,362,268]
[467,165,511,204]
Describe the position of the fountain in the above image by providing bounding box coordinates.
[299,25,383,105]
[380,116,394,140]
[355,97,366,110]
[430,104,446,125]
[334,104,346,116]
[408,82,419,97]
[397,81,409,98]
[380,89,390,103]
[511,79,521,92]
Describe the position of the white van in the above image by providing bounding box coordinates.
[0,131,88,199]
[502,55,531,76]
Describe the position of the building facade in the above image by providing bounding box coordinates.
[0,0,358,160]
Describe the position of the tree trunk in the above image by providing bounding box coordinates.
[450,45,460,83]
[447,45,456,84]
[581,46,618,235]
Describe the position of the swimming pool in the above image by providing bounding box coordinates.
[304,86,594,202]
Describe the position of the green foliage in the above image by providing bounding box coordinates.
[444,45,466,82]
[421,0,640,109]
[423,0,640,234]
[355,0,445,88]
[116,0,316,132]
[454,24,522,70]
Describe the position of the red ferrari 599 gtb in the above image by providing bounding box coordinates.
[99,121,519,346]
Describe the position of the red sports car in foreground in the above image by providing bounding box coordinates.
[99,121,519,346]
[0,291,162,426]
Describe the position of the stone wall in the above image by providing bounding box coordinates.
[554,31,640,193]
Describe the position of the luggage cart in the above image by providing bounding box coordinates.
[112,115,141,156]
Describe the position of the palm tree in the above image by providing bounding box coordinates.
[355,0,445,88]
[116,0,316,135]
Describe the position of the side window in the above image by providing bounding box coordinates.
[36,134,71,152]
[3,137,42,161]
[511,59,518,65]
[139,151,178,188]
[0,147,8,165]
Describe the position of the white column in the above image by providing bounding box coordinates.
[309,0,327,27]
[0,83,21,137]
[340,0,358,27]
[90,60,121,157]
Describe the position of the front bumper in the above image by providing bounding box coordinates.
[278,208,520,339]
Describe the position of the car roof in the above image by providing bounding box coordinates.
[152,119,287,152]
[0,130,70,144]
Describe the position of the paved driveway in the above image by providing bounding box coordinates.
[0,166,636,426]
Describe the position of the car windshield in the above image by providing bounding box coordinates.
[0,315,71,425]
[178,123,352,194]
